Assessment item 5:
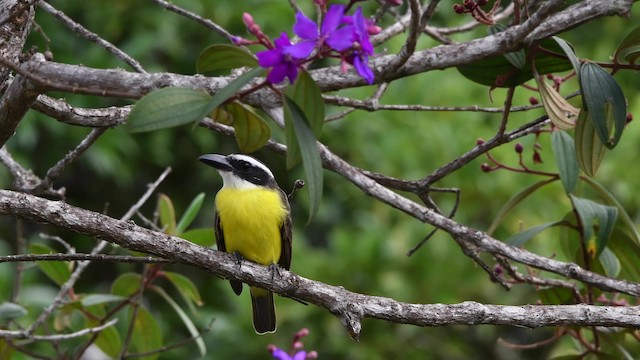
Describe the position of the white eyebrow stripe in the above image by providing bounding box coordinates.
[228,154,274,178]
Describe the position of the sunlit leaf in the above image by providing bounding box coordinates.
[29,243,72,286]
[570,195,618,257]
[575,110,606,177]
[0,302,27,320]
[224,102,271,153]
[487,178,558,235]
[175,193,206,235]
[157,193,176,235]
[551,130,579,193]
[181,228,216,247]
[283,95,323,222]
[81,294,126,307]
[127,88,211,133]
[111,272,142,297]
[197,67,264,120]
[129,306,163,360]
[152,286,206,357]
[196,44,258,73]
[506,221,564,247]
[598,246,620,278]
[579,62,627,148]
[164,271,204,308]
[535,76,579,130]
[614,26,640,64]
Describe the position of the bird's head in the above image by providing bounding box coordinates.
[199,154,277,189]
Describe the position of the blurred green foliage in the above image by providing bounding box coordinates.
[0,1,639,359]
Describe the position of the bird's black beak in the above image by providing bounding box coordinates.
[198,154,233,172]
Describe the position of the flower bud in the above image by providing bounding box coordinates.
[477,0,488,5]
[463,0,475,10]
[306,351,319,359]
[514,143,523,154]
[242,13,255,28]
[480,163,492,172]
[453,3,465,13]
[476,138,485,145]
[626,112,633,124]
[529,96,539,105]
[533,150,543,164]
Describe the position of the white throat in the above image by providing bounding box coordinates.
[218,171,261,190]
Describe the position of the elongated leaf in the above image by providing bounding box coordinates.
[614,26,640,64]
[211,106,234,125]
[506,221,563,247]
[551,130,579,193]
[538,287,574,305]
[570,195,618,257]
[607,228,640,281]
[30,243,72,286]
[181,228,216,247]
[489,24,525,69]
[224,102,271,153]
[129,306,163,360]
[284,70,325,167]
[86,317,121,358]
[157,193,176,235]
[580,176,640,244]
[111,273,142,297]
[575,109,606,177]
[176,193,206,235]
[152,286,206,357]
[579,62,627,148]
[196,44,258,73]
[164,271,203,309]
[0,302,27,320]
[552,37,581,75]
[487,178,558,235]
[127,88,212,133]
[598,246,620,277]
[81,294,126,307]
[535,76,579,130]
[283,96,323,222]
[198,67,264,119]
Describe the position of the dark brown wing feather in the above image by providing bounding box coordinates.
[214,209,243,295]
[277,188,292,270]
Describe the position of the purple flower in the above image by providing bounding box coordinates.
[271,347,307,360]
[256,32,300,83]
[345,7,375,84]
[288,5,354,59]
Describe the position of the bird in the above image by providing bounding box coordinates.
[199,153,292,334]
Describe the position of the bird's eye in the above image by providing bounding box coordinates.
[239,161,251,171]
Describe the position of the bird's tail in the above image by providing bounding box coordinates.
[250,287,276,334]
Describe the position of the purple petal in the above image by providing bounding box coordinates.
[292,351,307,360]
[274,32,292,49]
[353,54,374,84]
[271,348,293,360]
[359,33,374,55]
[321,4,345,35]
[284,62,299,83]
[294,11,318,40]
[325,26,354,52]
[257,48,283,67]
[285,40,316,59]
[267,63,289,84]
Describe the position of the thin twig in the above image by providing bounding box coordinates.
[151,0,235,42]
[0,319,118,340]
[0,253,172,264]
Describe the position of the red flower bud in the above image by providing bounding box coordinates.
[463,0,475,9]
[477,0,488,5]
[529,96,539,105]
[453,3,465,13]
[515,143,523,154]
[480,163,492,172]
[476,138,485,145]
[626,112,633,124]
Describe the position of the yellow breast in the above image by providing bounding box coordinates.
[215,188,288,266]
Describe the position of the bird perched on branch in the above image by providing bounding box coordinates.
[199,153,292,334]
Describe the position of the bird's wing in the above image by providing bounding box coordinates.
[278,189,292,271]
[215,208,243,295]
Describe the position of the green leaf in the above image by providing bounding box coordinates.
[489,24,525,69]
[224,102,271,153]
[607,228,640,282]
[157,193,176,235]
[0,302,27,320]
[196,44,258,73]
[86,317,121,358]
[538,287,574,305]
[487,178,558,235]
[569,195,618,257]
[152,286,206,357]
[81,294,126,307]
[29,243,72,286]
[128,306,163,360]
[506,221,564,247]
[457,38,572,87]
[181,228,216,247]
[579,62,627,148]
[284,70,325,167]
[551,130,579,193]
[111,273,142,297]
[575,109,606,177]
[283,95,323,222]
[164,271,203,309]
[614,26,640,64]
[552,37,581,75]
[598,246,620,277]
[197,67,264,119]
[175,193,205,235]
[127,88,212,133]
[580,176,640,245]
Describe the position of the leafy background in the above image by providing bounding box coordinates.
[1,1,639,359]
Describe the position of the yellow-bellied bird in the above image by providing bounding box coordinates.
[199,154,292,334]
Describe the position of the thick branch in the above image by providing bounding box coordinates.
[0,190,638,340]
